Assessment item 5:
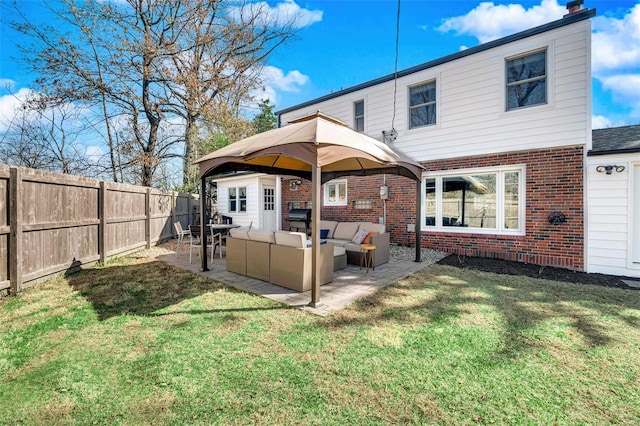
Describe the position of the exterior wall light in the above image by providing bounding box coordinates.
[596,165,625,175]
[289,180,302,190]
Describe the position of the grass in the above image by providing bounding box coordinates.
[1,252,639,425]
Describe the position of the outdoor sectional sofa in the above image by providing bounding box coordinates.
[226,228,334,292]
[318,220,390,267]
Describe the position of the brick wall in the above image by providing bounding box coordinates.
[420,145,584,270]
[280,145,585,270]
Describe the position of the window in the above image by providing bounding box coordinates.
[409,81,436,128]
[354,100,364,132]
[228,186,247,212]
[423,167,524,234]
[506,50,546,110]
[324,179,347,206]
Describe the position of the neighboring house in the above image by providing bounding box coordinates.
[587,124,640,278]
[276,3,595,270]
[212,173,282,231]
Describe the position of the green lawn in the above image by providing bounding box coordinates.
[1,254,639,425]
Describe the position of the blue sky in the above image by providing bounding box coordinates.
[1,0,639,132]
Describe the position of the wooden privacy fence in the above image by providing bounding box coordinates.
[0,165,198,295]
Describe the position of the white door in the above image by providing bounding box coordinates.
[634,166,640,263]
[262,185,276,231]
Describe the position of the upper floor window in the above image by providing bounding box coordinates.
[409,81,436,128]
[229,186,247,212]
[506,50,547,110]
[354,100,364,132]
[324,179,347,206]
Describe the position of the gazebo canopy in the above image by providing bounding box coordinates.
[196,112,423,183]
[194,112,425,307]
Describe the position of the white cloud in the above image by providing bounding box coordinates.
[262,65,309,92]
[0,88,36,132]
[0,79,16,93]
[599,73,640,115]
[85,145,104,163]
[591,115,613,129]
[592,4,640,75]
[230,0,322,30]
[437,0,564,43]
[250,66,309,107]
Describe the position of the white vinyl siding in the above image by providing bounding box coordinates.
[587,154,640,278]
[279,19,591,160]
[214,174,278,229]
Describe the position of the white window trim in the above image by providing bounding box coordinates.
[502,45,554,115]
[421,165,526,236]
[228,186,248,213]
[354,99,365,133]
[407,79,438,130]
[324,179,348,206]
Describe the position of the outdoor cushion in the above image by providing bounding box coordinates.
[342,242,363,253]
[351,228,369,244]
[333,222,360,240]
[325,238,347,248]
[363,231,379,244]
[248,229,276,243]
[359,222,385,234]
[230,228,250,240]
[318,220,338,238]
[274,231,307,248]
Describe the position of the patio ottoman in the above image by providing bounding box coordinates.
[334,246,347,271]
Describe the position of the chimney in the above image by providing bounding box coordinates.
[565,0,585,16]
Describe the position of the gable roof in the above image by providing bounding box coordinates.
[276,8,596,116]
[590,124,640,156]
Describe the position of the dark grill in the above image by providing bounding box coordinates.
[287,208,312,234]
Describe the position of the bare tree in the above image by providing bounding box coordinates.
[0,93,92,175]
[8,0,301,188]
[158,0,298,188]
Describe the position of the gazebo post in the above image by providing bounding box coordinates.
[415,179,422,263]
[309,163,322,307]
[201,174,209,272]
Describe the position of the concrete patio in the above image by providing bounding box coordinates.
[155,244,446,316]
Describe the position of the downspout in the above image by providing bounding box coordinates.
[415,179,422,262]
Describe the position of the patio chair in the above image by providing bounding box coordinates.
[208,224,224,259]
[173,221,190,253]
[189,225,221,263]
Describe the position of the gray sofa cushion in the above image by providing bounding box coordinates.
[248,229,276,243]
[230,228,250,240]
[333,222,360,240]
[359,222,385,234]
[318,220,339,238]
[274,231,307,248]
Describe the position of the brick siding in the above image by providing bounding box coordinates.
[281,145,585,270]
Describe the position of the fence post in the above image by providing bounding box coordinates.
[145,188,151,249]
[99,181,106,264]
[171,191,176,237]
[9,167,22,294]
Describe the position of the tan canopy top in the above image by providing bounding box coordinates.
[195,112,424,183]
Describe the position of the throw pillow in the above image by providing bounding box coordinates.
[319,229,330,239]
[351,228,369,244]
[363,231,379,244]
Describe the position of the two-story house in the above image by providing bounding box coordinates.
[275,2,595,271]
